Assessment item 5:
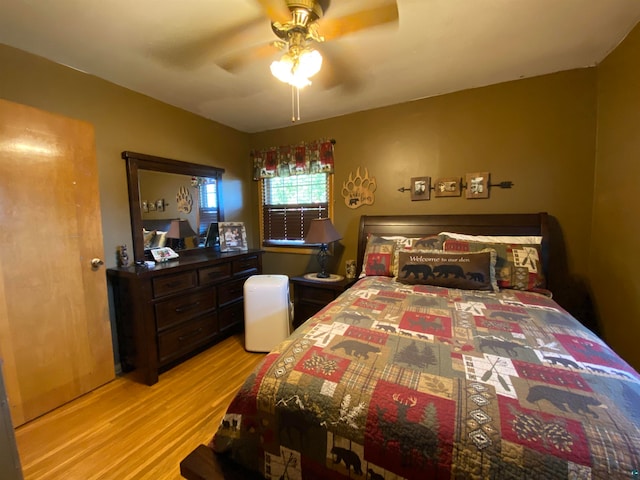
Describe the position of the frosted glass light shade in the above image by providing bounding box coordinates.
[270,49,322,89]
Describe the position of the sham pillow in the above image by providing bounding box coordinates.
[439,232,542,244]
[383,235,443,276]
[361,235,396,277]
[143,229,156,249]
[396,249,498,292]
[150,230,168,249]
[443,239,545,291]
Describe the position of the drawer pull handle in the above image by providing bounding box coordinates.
[178,328,203,341]
[175,301,200,313]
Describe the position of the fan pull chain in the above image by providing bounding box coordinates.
[291,86,301,123]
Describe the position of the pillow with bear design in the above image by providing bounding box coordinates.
[360,235,396,277]
[443,239,545,291]
[396,249,498,292]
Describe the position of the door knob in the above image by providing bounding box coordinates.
[91,258,104,268]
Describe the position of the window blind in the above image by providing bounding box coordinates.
[262,173,329,246]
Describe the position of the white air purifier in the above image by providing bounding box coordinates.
[243,275,291,352]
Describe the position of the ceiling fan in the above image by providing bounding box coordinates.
[239,0,399,120]
[218,0,399,93]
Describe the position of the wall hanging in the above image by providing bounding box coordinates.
[434,177,462,197]
[176,185,193,213]
[342,167,377,208]
[251,139,335,180]
[465,172,490,199]
[399,172,513,200]
[410,176,431,201]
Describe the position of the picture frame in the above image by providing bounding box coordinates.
[218,222,248,252]
[410,176,431,201]
[434,177,461,197]
[465,172,490,199]
[204,222,220,250]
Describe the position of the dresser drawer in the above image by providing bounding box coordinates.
[218,278,246,306]
[152,271,197,298]
[155,289,216,331]
[157,313,218,365]
[219,302,244,333]
[232,255,259,277]
[198,263,231,286]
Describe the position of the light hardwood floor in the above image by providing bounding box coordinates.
[14,333,265,480]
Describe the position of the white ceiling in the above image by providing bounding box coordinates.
[2,0,640,133]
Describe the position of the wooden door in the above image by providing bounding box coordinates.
[0,99,115,426]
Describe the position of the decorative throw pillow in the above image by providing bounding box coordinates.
[396,249,498,291]
[143,229,156,249]
[443,239,545,291]
[150,230,168,249]
[361,235,396,277]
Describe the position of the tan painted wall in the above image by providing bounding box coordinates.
[593,23,640,369]
[252,69,598,328]
[0,44,253,269]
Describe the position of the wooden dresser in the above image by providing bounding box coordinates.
[108,250,262,385]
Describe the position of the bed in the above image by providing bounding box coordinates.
[180,213,640,479]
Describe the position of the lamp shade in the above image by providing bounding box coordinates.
[166,219,196,239]
[270,49,322,89]
[305,218,341,245]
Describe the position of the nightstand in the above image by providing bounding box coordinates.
[291,275,358,329]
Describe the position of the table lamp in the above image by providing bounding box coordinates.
[304,218,342,278]
[167,219,197,250]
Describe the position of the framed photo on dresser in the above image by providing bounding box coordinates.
[218,222,248,252]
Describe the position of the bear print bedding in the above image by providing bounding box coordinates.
[210,276,640,479]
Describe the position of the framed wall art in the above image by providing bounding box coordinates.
[434,177,461,197]
[219,222,248,252]
[410,176,431,201]
[465,172,490,199]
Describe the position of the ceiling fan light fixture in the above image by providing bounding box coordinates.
[270,48,322,89]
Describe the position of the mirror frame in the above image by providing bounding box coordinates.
[122,151,225,263]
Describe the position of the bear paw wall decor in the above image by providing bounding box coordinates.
[176,185,193,213]
[342,167,377,209]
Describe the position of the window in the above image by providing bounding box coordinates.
[261,172,332,248]
[198,178,219,238]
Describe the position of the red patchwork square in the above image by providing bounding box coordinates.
[555,334,634,373]
[295,346,351,382]
[498,396,590,464]
[400,311,452,338]
[512,360,591,391]
[365,380,454,477]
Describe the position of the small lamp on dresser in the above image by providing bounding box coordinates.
[305,218,342,279]
[167,219,197,250]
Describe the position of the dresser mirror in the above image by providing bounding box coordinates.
[122,151,225,263]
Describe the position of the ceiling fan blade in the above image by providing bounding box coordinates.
[217,42,281,72]
[255,0,291,24]
[319,1,399,41]
[153,16,267,69]
[314,43,362,93]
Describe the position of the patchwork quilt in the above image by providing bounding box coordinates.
[211,276,640,479]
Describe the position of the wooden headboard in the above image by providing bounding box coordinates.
[357,212,549,278]
[142,219,173,232]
